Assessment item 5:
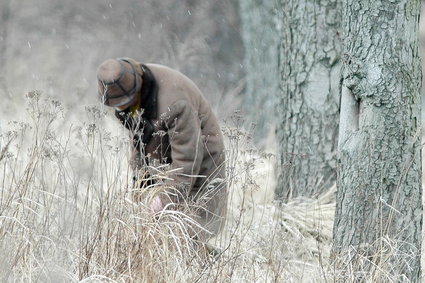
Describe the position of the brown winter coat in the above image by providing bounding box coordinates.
[115,63,227,238]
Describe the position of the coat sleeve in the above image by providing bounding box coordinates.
[162,99,204,200]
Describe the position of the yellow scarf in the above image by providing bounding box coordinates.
[130,100,141,118]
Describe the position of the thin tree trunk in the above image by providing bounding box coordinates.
[333,1,422,281]
[239,0,279,145]
[277,0,341,200]
[0,0,10,95]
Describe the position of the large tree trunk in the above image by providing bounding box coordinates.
[276,0,341,199]
[239,0,279,145]
[333,1,422,281]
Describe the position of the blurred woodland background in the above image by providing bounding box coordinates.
[1,1,425,140]
[0,0,244,124]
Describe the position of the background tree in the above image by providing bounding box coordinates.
[239,0,279,145]
[333,1,422,280]
[276,0,342,199]
[0,0,11,96]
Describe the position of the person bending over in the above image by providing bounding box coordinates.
[96,58,227,240]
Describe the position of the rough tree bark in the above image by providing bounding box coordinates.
[239,0,279,144]
[333,1,422,281]
[276,0,342,199]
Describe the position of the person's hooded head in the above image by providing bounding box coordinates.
[96,58,143,108]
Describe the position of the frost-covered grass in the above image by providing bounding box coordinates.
[0,93,418,282]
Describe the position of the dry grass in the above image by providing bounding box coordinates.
[0,93,419,282]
